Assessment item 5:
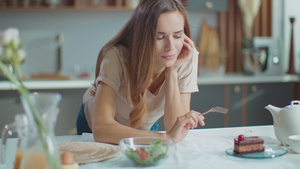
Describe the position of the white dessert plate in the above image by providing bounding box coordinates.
[225,144,288,159]
[58,142,121,164]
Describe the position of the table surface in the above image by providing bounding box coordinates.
[1,125,299,169]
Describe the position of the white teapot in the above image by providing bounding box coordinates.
[265,100,300,145]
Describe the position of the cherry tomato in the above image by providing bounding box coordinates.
[139,152,148,160]
[134,148,141,154]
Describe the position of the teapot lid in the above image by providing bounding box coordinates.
[283,100,300,111]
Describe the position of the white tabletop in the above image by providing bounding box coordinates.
[1,125,299,169]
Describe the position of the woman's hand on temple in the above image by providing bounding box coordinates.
[171,34,195,72]
[166,110,205,143]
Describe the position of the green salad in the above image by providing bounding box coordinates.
[125,139,168,166]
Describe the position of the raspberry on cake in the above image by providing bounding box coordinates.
[234,135,265,154]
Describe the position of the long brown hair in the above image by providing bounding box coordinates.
[93,0,192,128]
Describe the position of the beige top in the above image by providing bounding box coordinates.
[83,45,199,130]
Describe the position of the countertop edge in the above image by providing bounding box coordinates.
[0,74,299,90]
[197,74,299,85]
[0,79,94,91]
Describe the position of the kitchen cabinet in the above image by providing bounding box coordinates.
[227,84,244,127]
[191,85,226,128]
[187,0,228,11]
[295,82,300,100]
[219,83,294,128]
[0,89,86,136]
[246,83,295,126]
[157,82,295,131]
[157,85,225,131]
[189,84,245,128]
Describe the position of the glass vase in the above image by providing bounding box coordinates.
[19,92,62,169]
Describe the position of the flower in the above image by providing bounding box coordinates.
[0,28,19,46]
[0,28,61,169]
[0,28,26,65]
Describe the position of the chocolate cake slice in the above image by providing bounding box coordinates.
[234,136,265,154]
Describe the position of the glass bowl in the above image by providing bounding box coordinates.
[119,137,174,166]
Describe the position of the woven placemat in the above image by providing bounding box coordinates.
[58,142,120,164]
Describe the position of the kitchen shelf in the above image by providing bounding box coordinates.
[0,6,133,11]
[0,0,202,11]
[0,0,135,11]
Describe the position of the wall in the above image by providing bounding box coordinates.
[273,0,300,73]
[0,2,297,134]
[0,10,218,78]
[0,10,218,135]
[283,0,300,73]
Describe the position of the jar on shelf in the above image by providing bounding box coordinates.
[125,0,139,9]
[7,0,18,6]
[32,0,42,6]
[19,0,30,7]
[0,0,7,7]
[44,0,60,7]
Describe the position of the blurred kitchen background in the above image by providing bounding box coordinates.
[0,0,299,135]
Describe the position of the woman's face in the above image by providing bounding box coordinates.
[155,11,185,72]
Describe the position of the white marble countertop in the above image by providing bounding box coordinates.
[0,79,93,91]
[1,125,299,169]
[0,74,299,91]
[197,74,299,85]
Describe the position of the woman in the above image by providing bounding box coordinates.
[76,0,205,144]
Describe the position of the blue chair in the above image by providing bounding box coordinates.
[76,104,92,135]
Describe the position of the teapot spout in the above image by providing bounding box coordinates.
[265,104,281,117]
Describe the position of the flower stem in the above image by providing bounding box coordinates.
[0,61,20,85]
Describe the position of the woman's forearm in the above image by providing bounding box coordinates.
[164,68,190,132]
[92,121,168,144]
[92,82,168,144]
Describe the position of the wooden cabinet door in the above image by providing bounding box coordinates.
[191,85,226,128]
[157,85,226,131]
[157,82,296,131]
[246,83,295,126]
[227,84,244,127]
